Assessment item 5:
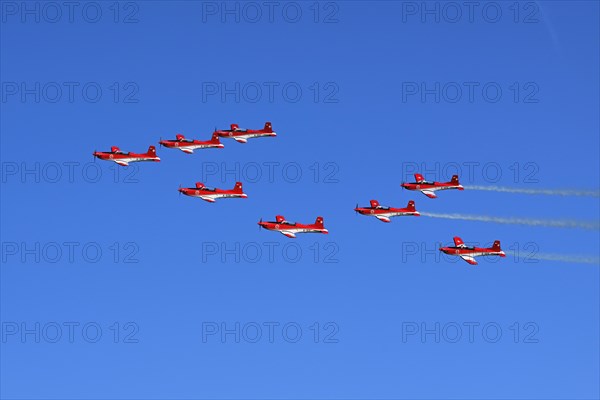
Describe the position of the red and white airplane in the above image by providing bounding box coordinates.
[93,146,160,166]
[178,182,247,203]
[354,200,420,222]
[215,122,277,143]
[159,133,224,153]
[258,215,328,238]
[439,236,506,265]
[401,174,464,198]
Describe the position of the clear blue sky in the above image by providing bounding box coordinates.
[1,1,599,399]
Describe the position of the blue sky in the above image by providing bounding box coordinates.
[1,1,599,399]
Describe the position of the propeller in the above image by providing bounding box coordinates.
[159,137,163,147]
[93,150,97,162]
[258,218,263,231]
[178,184,182,196]
[355,203,359,216]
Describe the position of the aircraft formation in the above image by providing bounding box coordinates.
[352,174,503,265]
[93,122,504,266]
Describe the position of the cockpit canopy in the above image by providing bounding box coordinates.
[175,134,193,143]
[275,215,294,225]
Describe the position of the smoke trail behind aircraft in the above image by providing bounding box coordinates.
[420,212,600,231]
[507,251,600,265]
[465,185,600,197]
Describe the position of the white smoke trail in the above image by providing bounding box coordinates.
[506,251,599,265]
[421,212,600,231]
[465,185,600,197]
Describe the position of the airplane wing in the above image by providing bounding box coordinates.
[115,161,129,166]
[199,196,216,203]
[460,255,478,265]
[281,231,296,238]
[421,190,437,198]
[234,138,248,143]
[375,216,391,223]
[181,148,194,154]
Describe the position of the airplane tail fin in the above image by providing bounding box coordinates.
[453,236,465,247]
[176,134,185,141]
[233,181,244,193]
[492,240,505,256]
[211,132,221,143]
[406,200,416,212]
[369,200,380,208]
[263,122,273,132]
[451,174,464,189]
[231,123,240,131]
[147,145,157,156]
[195,182,205,189]
[314,216,325,228]
[415,173,425,183]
